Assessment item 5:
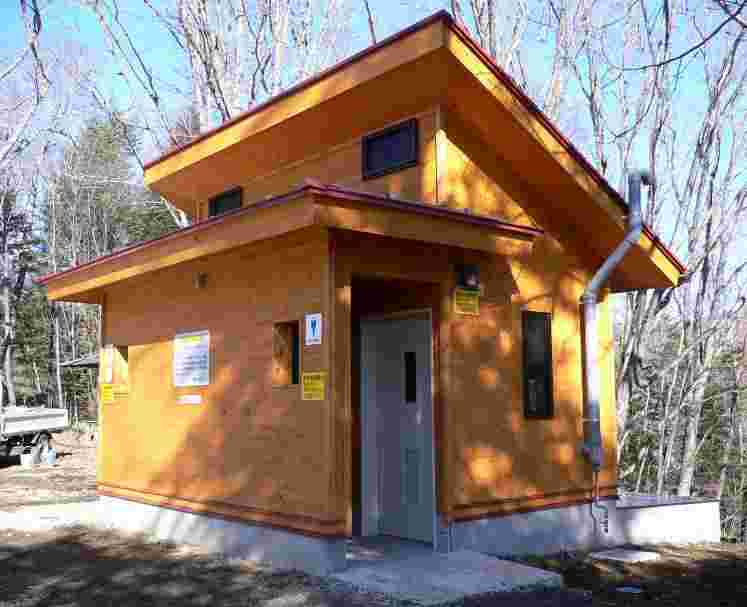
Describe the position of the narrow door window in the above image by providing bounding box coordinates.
[404,351,417,403]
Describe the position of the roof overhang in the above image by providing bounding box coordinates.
[141,11,684,294]
[60,353,99,369]
[37,182,541,303]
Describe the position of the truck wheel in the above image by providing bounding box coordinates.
[3,441,12,458]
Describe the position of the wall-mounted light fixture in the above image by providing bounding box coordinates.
[456,263,480,290]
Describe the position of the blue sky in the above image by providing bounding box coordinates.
[0,1,457,133]
[0,2,731,198]
[2,2,743,259]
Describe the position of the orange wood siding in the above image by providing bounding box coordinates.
[332,230,617,523]
[146,19,447,200]
[142,13,681,290]
[46,196,316,302]
[98,229,344,533]
[438,109,536,227]
[195,111,438,222]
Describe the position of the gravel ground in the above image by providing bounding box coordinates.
[0,431,97,511]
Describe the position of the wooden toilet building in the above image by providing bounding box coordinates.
[40,12,691,574]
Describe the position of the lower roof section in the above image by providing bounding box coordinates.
[37,182,542,303]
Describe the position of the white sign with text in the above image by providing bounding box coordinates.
[305,313,322,346]
[173,330,210,387]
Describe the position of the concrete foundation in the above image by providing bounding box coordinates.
[95,494,719,575]
[96,496,347,575]
[452,496,721,557]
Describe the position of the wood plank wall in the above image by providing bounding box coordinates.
[331,225,617,526]
[195,110,439,222]
[97,98,618,534]
[99,228,345,535]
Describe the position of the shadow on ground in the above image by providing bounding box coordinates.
[0,526,359,607]
[521,543,747,606]
[0,527,591,606]
[0,454,21,469]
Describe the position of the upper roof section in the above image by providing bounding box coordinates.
[143,10,684,292]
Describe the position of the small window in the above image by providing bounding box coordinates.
[208,187,242,217]
[362,119,418,179]
[522,311,554,418]
[404,351,417,403]
[273,321,300,387]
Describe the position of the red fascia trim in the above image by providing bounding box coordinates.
[142,9,685,276]
[142,10,453,171]
[36,181,542,287]
[445,19,687,275]
[313,182,542,237]
[35,185,310,286]
[642,225,686,275]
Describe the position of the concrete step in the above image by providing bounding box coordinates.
[331,549,563,605]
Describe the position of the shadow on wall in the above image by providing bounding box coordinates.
[95,125,622,563]
[100,239,616,561]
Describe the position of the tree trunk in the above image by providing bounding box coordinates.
[54,312,63,410]
[718,391,738,500]
[678,367,712,496]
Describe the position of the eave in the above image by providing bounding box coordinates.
[141,10,684,293]
[37,182,542,303]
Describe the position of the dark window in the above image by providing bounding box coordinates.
[362,119,418,179]
[273,321,300,386]
[404,351,417,403]
[522,311,554,418]
[208,188,242,217]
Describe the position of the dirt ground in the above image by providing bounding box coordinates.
[0,431,97,511]
[519,543,747,606]
[0,527,595,607]
[3,530,745,607]
[1,433,745,605]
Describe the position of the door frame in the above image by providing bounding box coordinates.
[359,308,436,546]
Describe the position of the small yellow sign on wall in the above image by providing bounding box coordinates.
[101,384,114,404]
[302,372,326,401]
[454,288,480,316]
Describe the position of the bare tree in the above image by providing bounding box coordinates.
[362,0,377,44]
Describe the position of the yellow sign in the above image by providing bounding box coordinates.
[101,384,114,404]
[113,385,130,401]
[302,372,326,401]
[454,288,480,316]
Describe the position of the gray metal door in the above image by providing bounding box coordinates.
[361,313,434,544]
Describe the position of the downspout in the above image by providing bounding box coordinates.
[581,170,652,527]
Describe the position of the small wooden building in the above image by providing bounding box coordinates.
[40,13,696,573]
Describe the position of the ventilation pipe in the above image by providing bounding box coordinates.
[581,170,652,472]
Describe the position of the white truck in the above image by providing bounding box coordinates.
[0,406,69,457]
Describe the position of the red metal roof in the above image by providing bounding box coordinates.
[36,181,543,287]
[141,10,685,276]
